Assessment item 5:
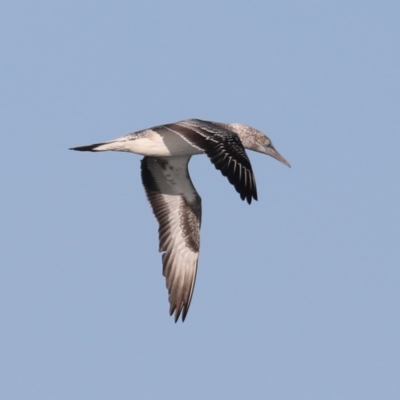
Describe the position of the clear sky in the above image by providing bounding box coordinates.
[1,1,399,399]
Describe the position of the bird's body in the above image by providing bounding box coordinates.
[81,126,203,157]
[71,118,290,321]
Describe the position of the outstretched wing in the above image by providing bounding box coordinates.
[157,119,257,204]
[141,156,202,322]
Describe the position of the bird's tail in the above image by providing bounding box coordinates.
[70,140,125,152]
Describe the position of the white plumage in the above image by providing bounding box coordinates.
[70,118,290,321]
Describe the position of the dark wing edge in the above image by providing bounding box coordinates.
[165,121,257,204]
[141,156,202,322]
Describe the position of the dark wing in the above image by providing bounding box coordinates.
[141,156,202,322]
[159,119,257,204]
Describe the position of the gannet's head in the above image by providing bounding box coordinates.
[227,123,291,168]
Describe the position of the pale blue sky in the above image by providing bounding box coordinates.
[1,2,399,399]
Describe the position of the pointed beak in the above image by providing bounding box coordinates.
[265,145,291,168]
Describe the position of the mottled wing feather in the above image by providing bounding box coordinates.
[160,119,257,204]
[141,156,202,322]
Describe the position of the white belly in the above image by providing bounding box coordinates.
[99,129,204,157]
[130,130,203,156]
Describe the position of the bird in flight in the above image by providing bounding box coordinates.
[70,118,290,322]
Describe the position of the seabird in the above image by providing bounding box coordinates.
[70,118,290,322]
